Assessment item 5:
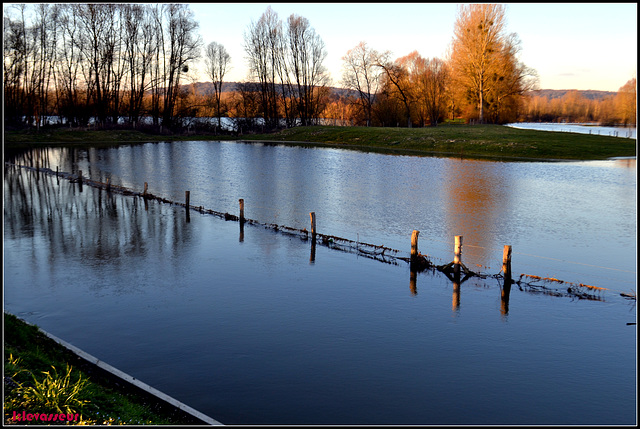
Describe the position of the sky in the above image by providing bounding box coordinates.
[188,2,637,92]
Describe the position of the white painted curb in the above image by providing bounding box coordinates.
[33,326,223,426]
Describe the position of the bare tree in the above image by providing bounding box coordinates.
[31,4,60,128]
[375,51,413,127]
[204,41,231,131]
[244,6,283,129]
[121,4,156,126]
[421,57,450,126]
[243,7,329,129]
[161,4,202,129]
[230,81,261,133]
[341,41,382,126]
[3,6,28,126]
[148,4,164,127]
[74,3,126,126]
[54,4,83,126]
[286,13,329,126]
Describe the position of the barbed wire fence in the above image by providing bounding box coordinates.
[6,161,636,304]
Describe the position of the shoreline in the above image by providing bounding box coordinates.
[4,124,636,161]
[4,312,221,426]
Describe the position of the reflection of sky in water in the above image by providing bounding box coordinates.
[506,122,636,139]
[3,165,636,425]
[7,142,634,290]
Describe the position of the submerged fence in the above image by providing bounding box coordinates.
[6,161,636,307]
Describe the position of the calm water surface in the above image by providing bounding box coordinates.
[7,141,636,289]
[506,122,637,139]
[3,142,636,425]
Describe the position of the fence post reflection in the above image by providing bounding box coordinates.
[185,190,190,223]
[501,245,513,316]
[410,269,417,295]
[239,199,245,242]
[310,238,316,263]
[452,275,461,312]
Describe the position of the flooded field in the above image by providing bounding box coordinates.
[506,122,636,139]
[3,143,637,424]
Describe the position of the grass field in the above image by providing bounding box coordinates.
[4,123,636,161]
[241,124,637,161]
[3,312,208,425]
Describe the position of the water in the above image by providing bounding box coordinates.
[7,142,636,290]
[3,143,637,425]
[506,122,637,139]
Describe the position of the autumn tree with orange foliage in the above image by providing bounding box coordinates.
[417,56,450,126]
[519,79,636,126]
[449,4,537,124]
[615,78,636,127]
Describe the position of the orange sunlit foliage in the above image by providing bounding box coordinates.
[448,4,538,124]
[615,78,637,126]
[520,79,636,126]
[4,3,634,131]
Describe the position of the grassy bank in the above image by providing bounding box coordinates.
[4,124,636,160]
[3,312,208,425]
[241,124,636,161]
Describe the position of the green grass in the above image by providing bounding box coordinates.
[3,312,206,425]
[4,123,636,161]
[241,124,636,161]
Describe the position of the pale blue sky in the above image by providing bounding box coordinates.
[189,2,637,92]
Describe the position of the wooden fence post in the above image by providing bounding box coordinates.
[143,182,148,197]
[411,230,420,261]
[239,199,245,221]
[78,170,83,183]
[453,235,462,277]
[310,212,316,237]
[106,177,110,191]
[502,245,512,282]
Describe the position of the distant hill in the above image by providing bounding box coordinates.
[528,89,616,100]
[188,82,617,101]
[188,81,363,98]
[189,81,238,94]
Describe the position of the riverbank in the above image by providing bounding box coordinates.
[4,124,636,160]
[3,312,214,425]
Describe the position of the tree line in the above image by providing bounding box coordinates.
[235,4,539,128]
[520,81,636,126]
[4,3,201,130]
[4,3,636,133]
